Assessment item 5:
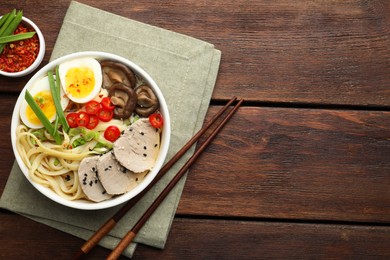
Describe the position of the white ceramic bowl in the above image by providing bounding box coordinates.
[0,16,45,77]
[11,51,171,210]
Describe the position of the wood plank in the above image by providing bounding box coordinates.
[127,0,390,106]
[1,212,389,259]
[1,1,390,106]
[134,218,390,259]
[0,211,126,259]
[177,106,390,223]
[0,94,18,194]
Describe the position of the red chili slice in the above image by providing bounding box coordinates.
[97,107,114,122]
[149,113,163,128]
[85,100,101,115]
[86,114,99,129]
[104,125,121,142]
[101,97,115,111]
[66,112,79,128]
[76,112,90,127]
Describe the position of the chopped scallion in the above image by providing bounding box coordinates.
[0,9,16,37]
[25,89,62,144]
[56,66,70,132]
[0,12,10,29]
[48,69,69,133]
[0,31,35,44]
[0,9,23,53]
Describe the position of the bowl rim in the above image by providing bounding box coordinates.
[0,16,46,77]
[11,51,171,210]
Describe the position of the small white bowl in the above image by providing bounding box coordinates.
[0,16,45,77]
[11,51,171,210]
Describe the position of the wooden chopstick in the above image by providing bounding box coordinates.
[74,96,238,259]
[106,98,243,259]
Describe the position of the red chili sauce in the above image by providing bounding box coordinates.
[0,23,39,73]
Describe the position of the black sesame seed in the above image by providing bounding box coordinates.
[143,153,147,157]
[154,144,158,147]
[84,173,87,177]
[102,191,106,194]
[144,146,147,150]
[136,178,138,181]
[140,132,144,135]
[105,168,109,171]
[95,180,98,184]
[89,181,93,186]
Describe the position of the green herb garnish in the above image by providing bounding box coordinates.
[0,31,35,44]
[0,9,16,36]
[48,67,69,133]
[0,9,23,53]
[25,90,62,145]
[31,128,48,142]
[0,12,10,29]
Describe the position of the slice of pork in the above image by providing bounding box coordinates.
[133,170,149,184]
[97,152,138,195]
[113,118,160,173]
[78,155,112,202]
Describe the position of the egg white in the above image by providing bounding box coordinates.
[58,58,102,104]
[20,76,70,129]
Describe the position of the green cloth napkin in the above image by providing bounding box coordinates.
[0,1,221,258]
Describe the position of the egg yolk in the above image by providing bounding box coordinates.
[65,67,95,98]
[26,90,56,125]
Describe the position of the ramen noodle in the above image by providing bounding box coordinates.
[15,57,163,202]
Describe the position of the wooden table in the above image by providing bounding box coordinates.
[1,1,389,259]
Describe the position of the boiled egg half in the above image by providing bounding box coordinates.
[20,76,69,129]
[58,57,102,104]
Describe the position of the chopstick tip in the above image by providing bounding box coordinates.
[73,249,86,260]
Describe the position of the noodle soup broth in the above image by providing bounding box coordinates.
[11,51,170,210]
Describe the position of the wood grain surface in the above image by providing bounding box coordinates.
[1,213,389,259]
[1,1,390,106]
[178,106,390,223]
[0,0,389,259]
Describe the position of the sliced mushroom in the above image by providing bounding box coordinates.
[101,60,136,90]
[135,85,159,117]
[108,83,137,119]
